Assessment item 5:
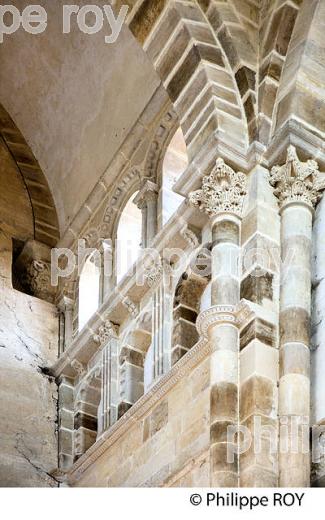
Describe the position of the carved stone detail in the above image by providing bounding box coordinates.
[196,305,237,338]
[270,146,322,209]
[180,224,199,248]
[26,260,55,303]
[133,180,159,210]
[144,261,163,288]
[122,297,138,317]
[189,158,247,217]
[93,320,118,345]
[71,359,86,376]
[103,168,141,224]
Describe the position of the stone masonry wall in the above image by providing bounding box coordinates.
[72,357,210,487]
[0,231,59,486]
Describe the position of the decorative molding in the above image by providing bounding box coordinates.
[103,167,141,225]
[188,158,247,217]
[196,305,237,338]
[270,145,322,209]
[144,109,178,180]
[67,336,211,483]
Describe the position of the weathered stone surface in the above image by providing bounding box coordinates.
[0,235,58,487]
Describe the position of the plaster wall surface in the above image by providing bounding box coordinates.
[0,0,160,232]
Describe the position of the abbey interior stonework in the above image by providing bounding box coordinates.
[0,0,324,488]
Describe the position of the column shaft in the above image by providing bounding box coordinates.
[279,203,312,487]
[209,215,241,487]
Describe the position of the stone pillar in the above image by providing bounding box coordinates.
[99,239,114,304]
[270,146,323,487]
[151,271,173,381]
[58,375,74,471]
[190,157,247,487]
[311,194,325,486]
[134,180,158,247]
[58,296,74,354]
[239,164,280,487]
[93,320,119,431]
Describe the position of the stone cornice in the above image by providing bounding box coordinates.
[264,119,325,171]
[66,337,211,484]
[174,132,249,199]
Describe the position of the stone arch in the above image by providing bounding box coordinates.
[272,0,324,142]
[259,0,302,145]
[197,0,258,144]
[144,107,179,183]
[124,0,249,158]
[0,103,60,246]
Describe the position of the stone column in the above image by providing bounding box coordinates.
[311,193,325,486]
[58,375,74,471]
[93,320,119,431]
[190,158,247,487]
[147,261,173,382]
[134,180,158,247]
[58,296,74,353]
[99,239,114,304]
[270,146,323,487]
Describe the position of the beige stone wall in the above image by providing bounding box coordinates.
[72,357,210,487]
[0,0,160,233]
[0,232,59,486]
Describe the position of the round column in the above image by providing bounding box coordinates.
[279,201,312,487]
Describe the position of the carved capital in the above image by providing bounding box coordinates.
[196,305,237,339]
[133,180,159,210]
[270,146,322,209]
[144,260,163,288]
[93,320,118,345]
[26,260,55,303]
[71,359,86,376]
[188,158,247,217]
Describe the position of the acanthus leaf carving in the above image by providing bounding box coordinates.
[270,146,322,209]
[188,158,247,217]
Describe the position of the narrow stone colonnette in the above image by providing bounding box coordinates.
[190,157,247,486]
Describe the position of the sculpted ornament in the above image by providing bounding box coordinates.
[189,158,247,217]
[26,260,55,303]
[93,320,118,345]
[270,146,321,209]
